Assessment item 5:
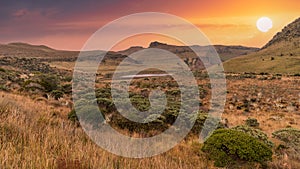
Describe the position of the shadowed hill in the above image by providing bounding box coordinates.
[0,42,78,61]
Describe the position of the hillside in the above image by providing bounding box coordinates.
[224,17,300,74]
[0,42,79,60]
[147,41,258,62]
[116,41,258,71]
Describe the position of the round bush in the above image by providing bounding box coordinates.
[232,125,274,148]
[202,129,273,167]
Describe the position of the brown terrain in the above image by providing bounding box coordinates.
[0,17,300,169]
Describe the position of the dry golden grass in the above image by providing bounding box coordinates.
[0,91,215,169]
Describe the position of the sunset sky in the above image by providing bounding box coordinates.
[0,0,299,51]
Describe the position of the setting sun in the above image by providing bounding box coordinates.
[256,17,273,32]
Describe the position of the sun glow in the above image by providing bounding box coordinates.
[256,17,273,32]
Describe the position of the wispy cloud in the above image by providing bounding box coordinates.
[12,8,28,17]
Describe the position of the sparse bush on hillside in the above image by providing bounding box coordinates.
[51,90,64,100]
[63,76,73,82]
[189,111,227,135]
[258,76,268,80]
[62,84,72,94]
[0,85,9,91]
[68,109,78,123]
[259,72,269,75]
[76,105,104,127]
[39,75,59,92]
[293,73,300,76]
[202,129,273,168]
[245,117,260,127]
[272,128,300,153]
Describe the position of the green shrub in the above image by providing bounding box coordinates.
[76,105,104,127]
[51,90,64,100]
[245,117,260,127]
[97,98,114,113]
[68,109,78,122]
[62,84,72,94]
[0,85,8,91]
[189,112,226,135]
[202,129,272,168]
[0,67,6,72]
[272,128,300,153]
[39,75,59,92]
[63,76,73,82]
[232,125,273,147]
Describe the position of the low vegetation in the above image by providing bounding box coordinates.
[202,129,273,168]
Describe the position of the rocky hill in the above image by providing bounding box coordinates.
[224,17,300,74]
[263,17,300,49]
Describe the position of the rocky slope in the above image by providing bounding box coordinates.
[224,17,300,74]
[263,17,300,49]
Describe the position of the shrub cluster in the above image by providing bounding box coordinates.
[202,129,273,168]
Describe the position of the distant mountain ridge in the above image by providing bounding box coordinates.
[118,41,258,62]
[0,41,258,70]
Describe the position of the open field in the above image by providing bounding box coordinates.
[1,57,300,168]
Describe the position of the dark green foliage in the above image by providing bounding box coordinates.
[259,72,269,75]
[130,94,150,111]
[95,88,112,99]
[39,75,59,92]
[189,112,225,135]
[76,105,104,127]
[293,73,300,76]
[166,89,181,96]
[68,109,78,123]
[202,129,273,168]
[51,90,64,100]
[97,98,114,113]
[62,84,72,94]
[109,113,168,134]
[0,67,6,72]
[190,112,208,133]
[63,76,73,82]
[272,128,300,153]
[232,125,274,147]
[0,85,9,91]
[245,117,260,127]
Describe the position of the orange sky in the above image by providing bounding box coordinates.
[0,0,299,51]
